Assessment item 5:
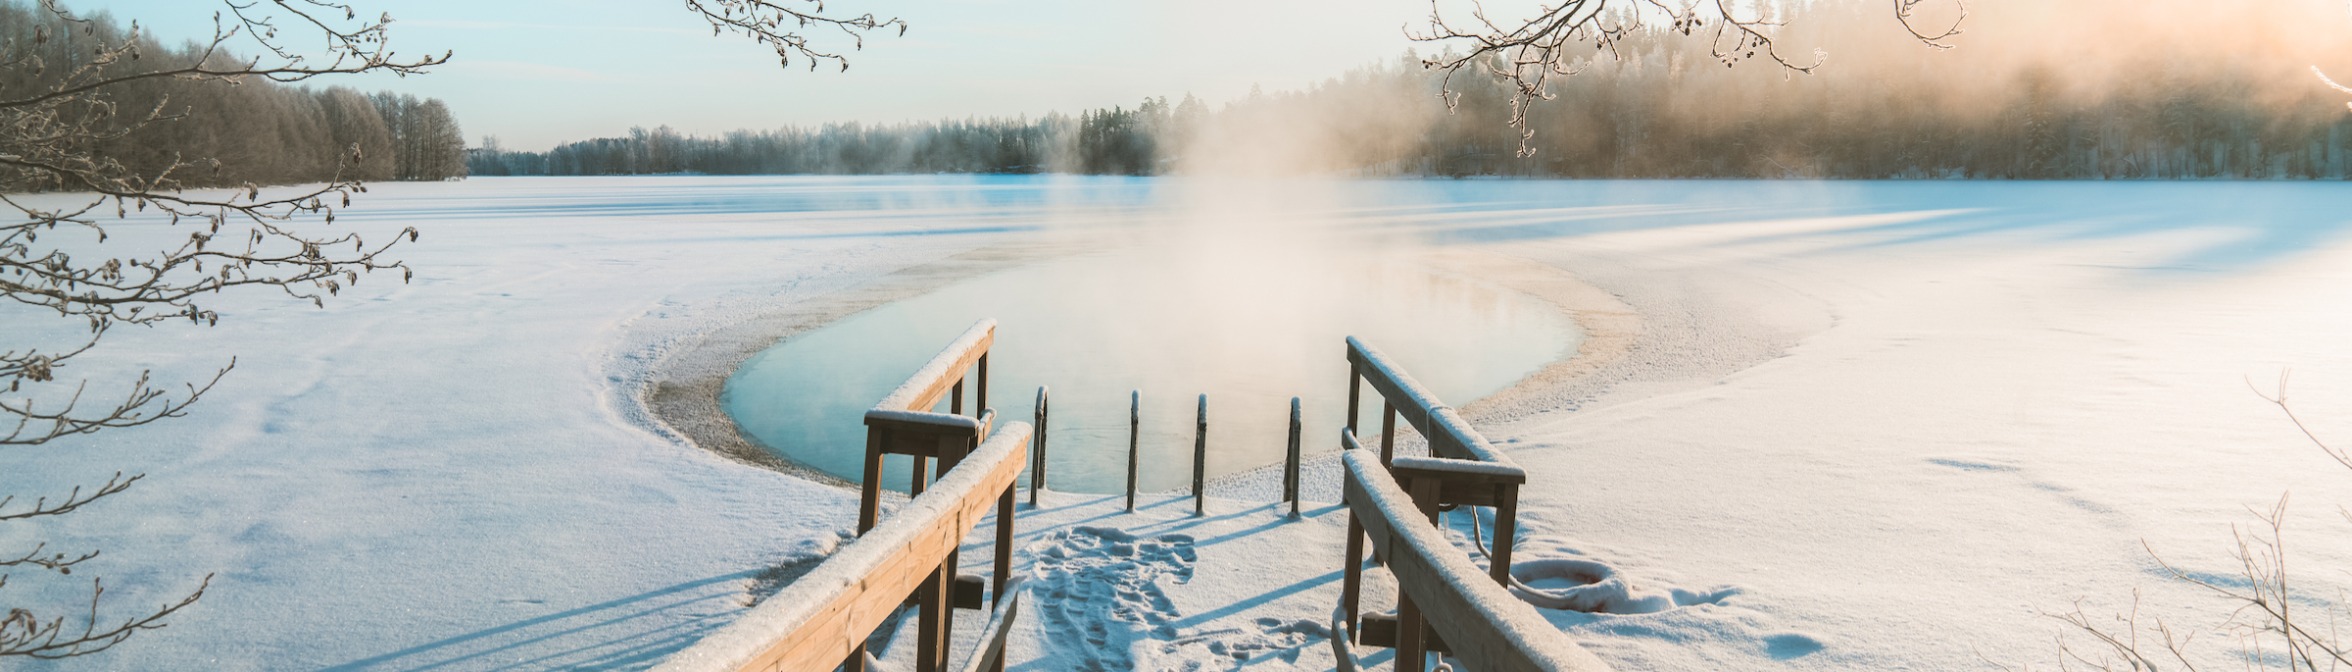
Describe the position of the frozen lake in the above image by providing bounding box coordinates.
[13,174,2352,670]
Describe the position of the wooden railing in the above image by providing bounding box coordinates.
[1335,336,1612,672]
[1340,452,1611,671]
[659,319,1025,672]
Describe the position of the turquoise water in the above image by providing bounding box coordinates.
[723,246,1579,493]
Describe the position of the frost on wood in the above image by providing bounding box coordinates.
[1342,451,1611,671]
[658,422,1032,672]
[874,318,996,414]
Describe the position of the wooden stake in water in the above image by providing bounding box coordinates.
[1286,396,1302,518]
[1193,394,1208,516]
[1126,390,1139,512]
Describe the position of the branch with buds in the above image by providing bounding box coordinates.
[2,0,439,660]
[681,0,905,72]
[1411,0,1964,156]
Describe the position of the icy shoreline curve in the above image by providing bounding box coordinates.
[638,244,1635,500]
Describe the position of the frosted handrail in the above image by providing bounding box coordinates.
[873,318,996,414]
[1346,336,1515,466]
[655,422,1033,672]
[1342,451,1612,672]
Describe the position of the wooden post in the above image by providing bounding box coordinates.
[1345,361,1361,439]
[975,352,988,417]
[1379,401,1397,467]
[858,429,886,534]
[1395,475,1442,672]
[1491,483,1519,586]
[1029,386,1047,505]
[1396,589,1425,672]
[1340,465,1366,642]
[1285,396,1302,518]
[1126,390,1139,512]
[994,484,1015,607]
[1193,394,1207,516]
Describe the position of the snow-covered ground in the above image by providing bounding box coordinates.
[7,176,2352,670]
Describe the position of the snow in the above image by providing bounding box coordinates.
[6,175,2352,670]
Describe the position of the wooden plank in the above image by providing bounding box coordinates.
[657,422,1032,672]
[1357,614,1451,654]
[1390,456,1527,487]
[1340,452,1615,672]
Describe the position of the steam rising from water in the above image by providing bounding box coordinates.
[726,179,1579,491]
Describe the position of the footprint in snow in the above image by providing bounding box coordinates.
[1027,527,1325,671]
[1028,527,1195,671]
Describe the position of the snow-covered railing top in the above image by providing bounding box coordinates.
[1341,451,1614,672]
[860,318,999,532]
[652,422,1033,672]
[1345,336,1521,470]
[874,318,997,417]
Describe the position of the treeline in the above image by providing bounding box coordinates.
[483,2,2352,180]
[469,99,1211,178]
[0,1,465,191]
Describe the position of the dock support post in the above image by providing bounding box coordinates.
[1193,394,1207,516]
[1126,390,1139,512]
[1029,386,1047,505]
[1285,396,1302,518]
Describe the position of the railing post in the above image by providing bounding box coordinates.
[1340,456,1365,643]
[1491,483,1519,586]
[1285,396,1302,518]
[1380,401,1397,467]
[1126,389,1139,513]
[1400,475,1444,671]
[1193,394,1208,516]
[1345,360,1361,439]
[1029,386,1047,505]
[995,483,1015,609]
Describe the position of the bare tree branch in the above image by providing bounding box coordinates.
[2,0,441,660]
[0,574,210,659]
[682,0,905,72]
[1410,0,1966,156]
[2018,374,2352,671]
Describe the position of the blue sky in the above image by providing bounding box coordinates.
[65,0,1434,150]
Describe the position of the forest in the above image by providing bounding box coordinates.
[0,0,467,191]
[477,1,2352,180]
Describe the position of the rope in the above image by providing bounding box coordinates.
[1451,505,1563,598]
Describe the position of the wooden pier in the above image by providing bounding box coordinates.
[658,319,1614,672]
